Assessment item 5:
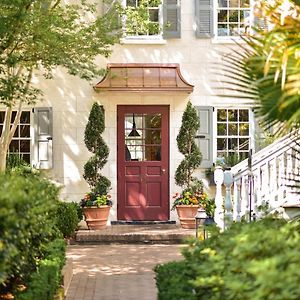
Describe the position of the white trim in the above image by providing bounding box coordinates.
[120,37,167,44]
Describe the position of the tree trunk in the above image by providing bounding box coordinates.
[0,143,8,172]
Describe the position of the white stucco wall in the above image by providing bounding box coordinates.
[15,0,254,221]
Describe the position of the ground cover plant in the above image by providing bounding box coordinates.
[155,218,300,300]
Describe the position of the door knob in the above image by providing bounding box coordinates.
[161,168,166,174]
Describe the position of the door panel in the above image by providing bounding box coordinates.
[117,105,169,221]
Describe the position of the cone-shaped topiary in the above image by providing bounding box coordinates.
[83,102,111,195]
[175,101,203,193]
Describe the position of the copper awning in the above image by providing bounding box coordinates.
[94,63,194,93]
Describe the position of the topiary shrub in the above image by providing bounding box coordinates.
[83,102,111,196]
[155,218,300,300]
[175,101,203,194]
[55,202,80,238]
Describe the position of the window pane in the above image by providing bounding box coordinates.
[239,123,249,135]
[0,125,2,135]
[20,125,30,137]
[239,138,249,150]
[21,154,30,163]
[229,24,239,36]
[20,140,30,152]
[239,109,249,121]
[218,0,228,7]
[228,109,238,121]
[11,111,17,123]
[145,114,161,128]
[217,123,227,135]
[218,24,229,36]
[218,10,228,22]
[228,123,238,135]
[240,0,250,8]
[217,138,227,150]
[239,151,248,160]
[229,10,238,22]
[217,109,227,121]
[127,0,136,7]
[149,9,159,22]
[13,126,19,137]
[145,146,161,161]
[0,112,5,123]
[228,138,238,149]
[9,140,19,152]
[145,129,161,144]
[21,111,30,123]
[229,0,239,7]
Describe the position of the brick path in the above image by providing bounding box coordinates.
[65,244,184,300]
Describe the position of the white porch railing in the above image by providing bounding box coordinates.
[214,133,300,229]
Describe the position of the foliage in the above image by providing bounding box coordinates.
[221,0,300,134]
[0,171,63,295]
[6,153,29,170]
[16,239,66,300]
[55,202,80,238]
[83,102,111,196]
[155,218,300,300]
[172,191,215,217]
[80,192,112,208]
[0,0,121,171]
[175,101,203,190]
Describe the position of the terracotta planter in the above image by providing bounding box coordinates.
[83,206,110,230]
[176,205,199,229]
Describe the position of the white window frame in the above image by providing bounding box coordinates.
[212,107,255,164]
[121,0,164,42]
[213,0,255,41]
[0,109,34,165]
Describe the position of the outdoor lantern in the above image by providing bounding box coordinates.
[128,113,140,137]
[203,216,217,240]
[195,207,207,238]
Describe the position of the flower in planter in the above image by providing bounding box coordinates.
[80,192,112,208]
[171,191,215,217]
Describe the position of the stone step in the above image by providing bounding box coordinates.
[75,224,195,244]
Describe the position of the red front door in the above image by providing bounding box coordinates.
[117,105,169,221]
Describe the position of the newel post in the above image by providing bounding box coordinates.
[214,166,224,229]
[223,169,234,229]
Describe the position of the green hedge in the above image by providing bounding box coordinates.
[55,202,80,238]
[17,239,66,300]
[155,219,300,300]
[0,171,64,296]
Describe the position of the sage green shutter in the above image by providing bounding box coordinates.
[34,107,53,169]
[195,0,214,38]
[163,0,181,38]
[195,106,213,168]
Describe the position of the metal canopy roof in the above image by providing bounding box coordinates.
[94,63,194,93]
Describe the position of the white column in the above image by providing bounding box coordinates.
[214,166,224,230]
[223,169,234,229]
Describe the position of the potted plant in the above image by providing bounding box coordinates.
[82,102,111,230]
[174,101,206,228]
[171,191,215,228]
[80,192,112,230]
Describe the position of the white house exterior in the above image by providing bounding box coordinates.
[1,0,262,222]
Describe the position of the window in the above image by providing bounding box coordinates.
[217,0,251,37]
[125,113,162,161]
[0,111,31,163]
[124,0,162,37]
[216,108,250,161]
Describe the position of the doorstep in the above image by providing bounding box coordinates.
[75,224,195,244]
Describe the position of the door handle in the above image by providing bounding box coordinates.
[161,168,166,174]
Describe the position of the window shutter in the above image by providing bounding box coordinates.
[163,0,181,39]
[195,0,214,38]
[34,107,53,169]
[195,106,213,168]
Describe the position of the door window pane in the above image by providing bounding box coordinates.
[125,113,162,161]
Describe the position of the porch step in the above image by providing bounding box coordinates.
[75,224,195,244]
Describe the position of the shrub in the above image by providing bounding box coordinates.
[83,102,111,195]
[17,239,66,300]
[0,172,62,295]
[155,219,300,300]
[55,202,80,238]
[175,101,202,192]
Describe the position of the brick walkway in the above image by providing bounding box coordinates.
[65,244,185,300]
